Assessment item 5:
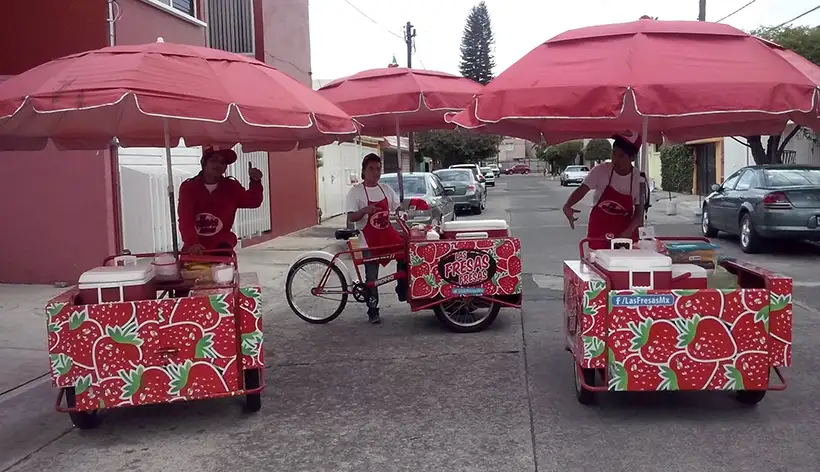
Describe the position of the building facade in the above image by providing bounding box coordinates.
[0,0,316,284]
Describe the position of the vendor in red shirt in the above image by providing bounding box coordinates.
[562,133,644,249]
[178,146,264,255]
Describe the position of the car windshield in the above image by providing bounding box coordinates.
[380,175,427,196]
[764,168,820,187]
[566,166,589,172]
[481,167,492,173]
[434,170,473,182]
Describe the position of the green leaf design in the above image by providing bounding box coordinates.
[608,358,628,391]
[46,302,66,319]
[724,365,743,390]
[119,365,145,399]
[240,287,261,299]
[770,293,791,311]
[99,398,106,409]
[68,309,88,330]
[48,323,61,333]
[673,290,698,297]
[674,315,700,348]
[423,274,437,288]
[588,280,605,298]
[658,366,678,391]
[241,330,263,357]
[513,280,522,294]
[166,360,193,395]
[209,294,230,315]
[754,306,770,331]
[75,375,93,395]
[106,320,143,346]
[633,289,648,296]
[582,300,598,317]
[410,253,424,267]
[628,319,651,351]
[583,336,605,359]
[51,353,73,376]
[195,333,217,358]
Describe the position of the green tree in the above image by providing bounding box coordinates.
[416,1,501,164]
[536,140,582,171]
[583,139,612,162]
[745,25,820,164]
[459,1,496,85]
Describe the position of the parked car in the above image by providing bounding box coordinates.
[433,168,487,214]
[560,165,590,186]
[505,164,531,175]
[449,163,487,186]
[480,166,496,186]
[701,164,820,253]
[489,164,501,177]
[380,172,456,228]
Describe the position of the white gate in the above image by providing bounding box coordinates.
[118,143,271,253]
[317,142,368,220]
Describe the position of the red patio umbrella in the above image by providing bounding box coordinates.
[317,66,483,199]
[447,18,820,151]
[0,38,360,254]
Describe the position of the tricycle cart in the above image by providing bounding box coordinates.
[564,235,791,405]
[285,213,523,333]
[46,251,265,429]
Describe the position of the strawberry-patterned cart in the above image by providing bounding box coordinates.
[285,217,523,333]
[46,252,265,429]
[565,235,791,405]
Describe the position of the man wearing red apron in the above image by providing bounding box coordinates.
[562,133,644,250]
[346,154,407,324]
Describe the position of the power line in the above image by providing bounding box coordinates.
[339,0,405,41]
[774,4,820,28]
[716,0,757,22]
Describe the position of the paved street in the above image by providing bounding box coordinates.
[3,175,820,472]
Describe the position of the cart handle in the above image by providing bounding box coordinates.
[578,237,610,260]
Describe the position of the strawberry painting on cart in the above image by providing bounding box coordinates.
[605,285,792,392]
[408,238,522,299]
[45,277,264,412]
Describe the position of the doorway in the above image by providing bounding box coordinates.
[696,143,717,195]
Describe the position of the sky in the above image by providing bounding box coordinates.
[309,0,820,84]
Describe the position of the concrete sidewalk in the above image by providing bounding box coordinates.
[0,214,348,398]
[648,189,705,220]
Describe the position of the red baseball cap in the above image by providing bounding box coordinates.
[201,146,238,167]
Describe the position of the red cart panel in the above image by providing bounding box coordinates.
[45,273,263,412]
[408,238,522,299]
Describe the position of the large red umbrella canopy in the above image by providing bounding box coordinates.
[0,38,359,151]
[448,18,820,144]
[317,67,484,136]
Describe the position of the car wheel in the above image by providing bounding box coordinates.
[739,213,761,254]
[472,204,482,215]
[701,206,719,237]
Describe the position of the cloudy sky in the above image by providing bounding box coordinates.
[309,0,819,84]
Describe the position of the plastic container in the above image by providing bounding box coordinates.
[593,250,673,290]
[152,253,179,281]
[79,265,156,304]
[671,263,708,289]
[426,230,440,240]
[441,219,509,239]
[211,264,235,284]
[665,241,720,270]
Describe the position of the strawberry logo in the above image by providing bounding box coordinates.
[170,295,230,331]
[607,330,634,363]
[598,199,629,216]
[506,255,522,276]
[608,353,663,391]
[494,240,515,259]
[167,360,229,398]
[659,351,719,390]
[92,320,144,379]
[724,351,770,390]
[120,365,173,405]
[628,318,679,365]
[673,289,723,319]
[369,210,391,230]
[411,275,436,299]
[730,311,768,353]
[675,315,737,362]
[194,212,224,237]
[414,243,437,264]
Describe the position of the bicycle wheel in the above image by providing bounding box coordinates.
[286,257,349,323]
[433,297,501,333]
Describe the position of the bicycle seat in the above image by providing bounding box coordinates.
[334,228,360,240]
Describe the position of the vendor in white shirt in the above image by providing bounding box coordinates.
[346,153,408,324]
[562,133,644,249]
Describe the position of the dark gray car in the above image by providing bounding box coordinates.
[701,164,820,253]
[433,168,487,215]
[381,172,456,228]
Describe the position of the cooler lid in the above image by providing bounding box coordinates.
[79,265,156,285]
[442,219,508,232]
[671,263,708,279]
[595,250,672,271]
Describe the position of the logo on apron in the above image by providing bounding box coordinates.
[598,199,629,216]
[369,210,391,230]
[195,212,224,236]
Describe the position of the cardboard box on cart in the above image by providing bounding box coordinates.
[563,256,793,394]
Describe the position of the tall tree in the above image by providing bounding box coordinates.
[417,1,501,165]
[745,25,820,164]
[458,1,496,85]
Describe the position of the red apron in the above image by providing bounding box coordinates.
[587,167,638,250]
[362,184,405,266]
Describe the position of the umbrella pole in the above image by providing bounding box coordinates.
[163,118,181,258]
[639,116,649,227]
[396,117,404,203]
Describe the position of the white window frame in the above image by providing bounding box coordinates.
[142,0,207,27]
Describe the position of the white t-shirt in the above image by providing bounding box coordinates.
[582,162,641,206]
[345,183,401,247]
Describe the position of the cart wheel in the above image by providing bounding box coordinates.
[243,369,262,413]
[433,298,500,333]
[573,363,597,405]
[286,257,349,324]
[64,388,102,430]
[734,390,766,406]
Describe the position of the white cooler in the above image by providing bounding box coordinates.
[79,265,157,304]
[671,263,708,289]
[441,219,509,239]
[592,250,673,290]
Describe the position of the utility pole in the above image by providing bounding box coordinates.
[698,0,706,20]
[405,21,416,172]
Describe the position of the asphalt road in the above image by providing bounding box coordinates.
[4,175,820,472]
